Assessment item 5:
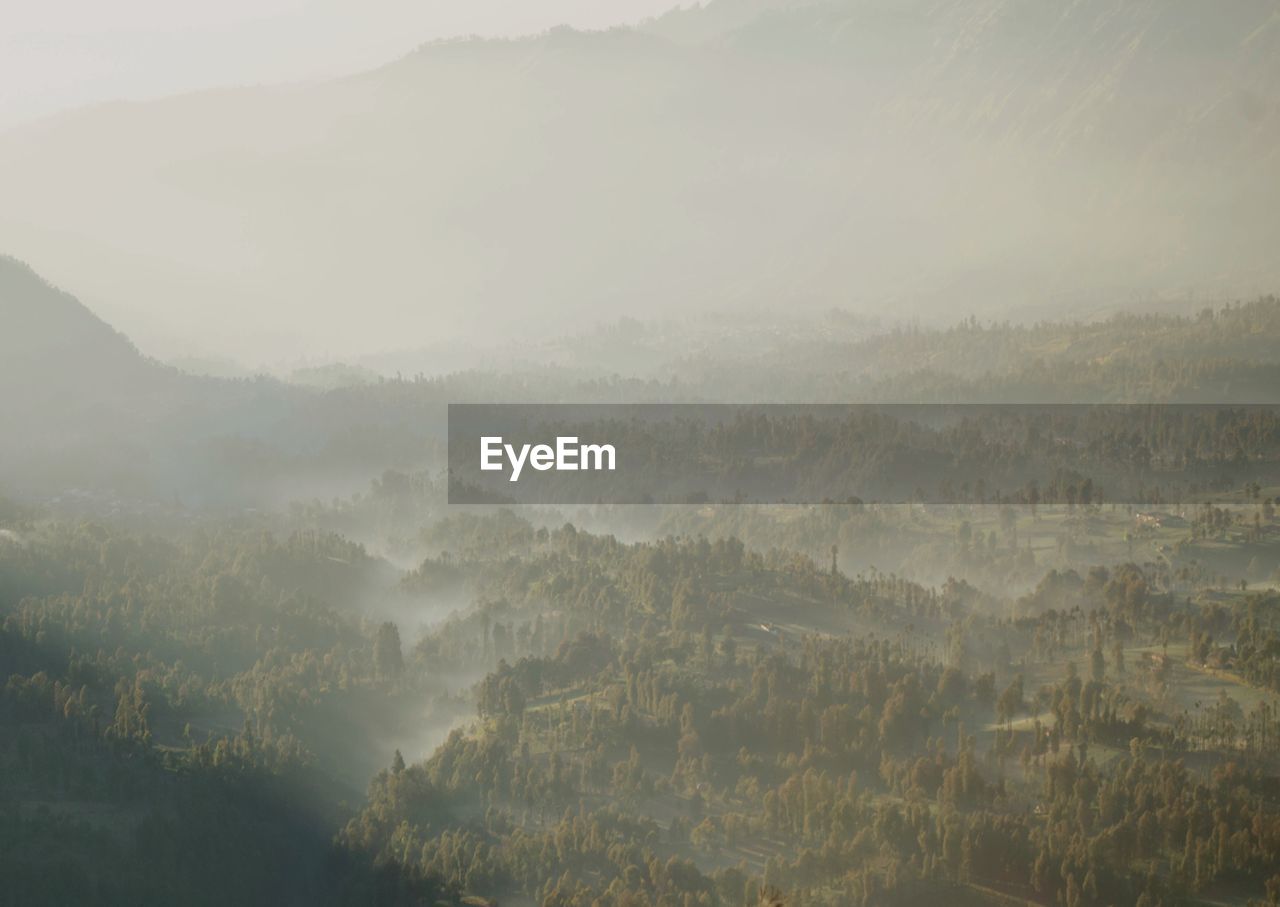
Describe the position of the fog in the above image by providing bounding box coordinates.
[1,0,681,126]
[4,7,1280,904]
[2,0,1277,367]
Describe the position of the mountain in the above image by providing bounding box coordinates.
[0,259,438,506]
[641,0,814,44]
[0,256,171,461]
[0,255,152,385]
[0,0,1276,361]
[0,256,225,498]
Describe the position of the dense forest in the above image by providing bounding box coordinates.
[5,501,1280,905]
[5,0,1280,900]
[4,264,1280,905]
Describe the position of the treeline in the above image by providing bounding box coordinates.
[665,297,1280,403]
[452,404,1280,506]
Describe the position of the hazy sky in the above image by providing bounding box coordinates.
[1,0,684,126]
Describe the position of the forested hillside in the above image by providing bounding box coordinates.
[5,258,1280,513]
[4,0,1280,901]
[5,260,1280,904]
[340,520,1280,906]
[10,498,1278,904]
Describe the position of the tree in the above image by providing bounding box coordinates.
[375,621,404,682]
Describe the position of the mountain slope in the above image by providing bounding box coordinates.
[0,255,152,383]
[0,259,436,505]
[0,1,1276,359]
[0,254,169,436]
[0,256,196,494]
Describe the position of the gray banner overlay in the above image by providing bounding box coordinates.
[447,403,1280,505]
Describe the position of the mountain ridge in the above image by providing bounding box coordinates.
[0,254,150,375]
[0,0,1276,359]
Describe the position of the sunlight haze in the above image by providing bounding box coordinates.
[1,0,684,125]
